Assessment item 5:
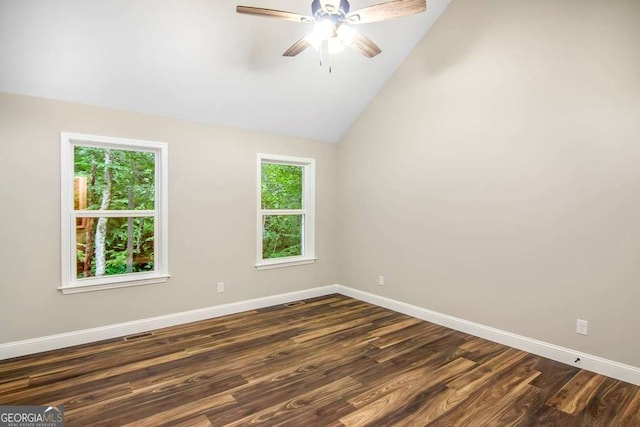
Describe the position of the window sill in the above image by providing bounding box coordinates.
[59,274,170,294]
[255,257,317,270]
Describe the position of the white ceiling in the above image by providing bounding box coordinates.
[0,0,450,142]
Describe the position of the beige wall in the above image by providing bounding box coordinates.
[0,92,338,342]
[338,0,640,367]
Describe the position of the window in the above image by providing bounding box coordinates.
[256,154,316,269]
[60,133,168,293]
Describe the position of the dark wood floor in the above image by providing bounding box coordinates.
[1,294,639,426]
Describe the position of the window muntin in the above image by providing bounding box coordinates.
[61,133,168,293]
[257,154,315,269]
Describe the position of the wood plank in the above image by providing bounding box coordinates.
[480,382,546,426]
[47,383,134,412]
[1,350,193,404]
[580,377,640,425]
[69,375,243,426]
[122,393,235,427]
[392,384,467,427]
[366,317,423,339]
[546,369,608,415]
[368,322,445,349]
[168,415,213,427]
[347,357,476,409]
[292,311,395,344]
[458,335,512,364]
[223,377,363,426]
[383,332,469,370]
[428,356,542,425]
[365,326,455,363]
[446,347,530,395]
[341,358,475,425]
[523,402,582,426]
[611,386,640,426]
[0,377,29,394]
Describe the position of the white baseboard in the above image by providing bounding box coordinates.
[334,285,640,386]
[0,285,336,361]
[2,283,639,386]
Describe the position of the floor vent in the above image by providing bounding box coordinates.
[124,332,153,341]
[285,301,305,307]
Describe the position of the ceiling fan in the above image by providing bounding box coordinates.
[236,0,427,59]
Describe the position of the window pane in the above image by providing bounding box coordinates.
[74,146,155,210]
[262,215,303,259]
[76,217,154,278]
[261,163,303,209]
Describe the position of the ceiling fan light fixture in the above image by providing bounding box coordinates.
[336,24,356,46]
[306,33,322,51]
[328,37,345,54]
[306,19,335,50]
[315,19,335,38]
[237,0,427,60]
[312,0,350,17]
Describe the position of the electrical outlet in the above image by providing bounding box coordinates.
[217,282,224,293]
[378,275,384,286]
[576,319,588,335]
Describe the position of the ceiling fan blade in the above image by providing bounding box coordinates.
[283,37,312,57]
[236,6,313,23]
[346,0,426,24]
[350,32,382,58]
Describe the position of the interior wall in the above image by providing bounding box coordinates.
[0,92,338,343]
[337,0,640,367]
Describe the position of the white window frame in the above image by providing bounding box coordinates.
[256,153,316,270]
[60,132,169,294]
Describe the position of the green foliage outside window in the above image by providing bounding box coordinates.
[263,215,303,259]
[261,163,302,209]
[74,146,155,278]
[261,163,304,259]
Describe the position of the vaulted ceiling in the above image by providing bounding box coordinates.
[0,0,450,142]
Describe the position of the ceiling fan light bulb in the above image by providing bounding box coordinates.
[336,24,356,46]
[314,19,335,39]
[306,31,323,50]
[328,37,345,54]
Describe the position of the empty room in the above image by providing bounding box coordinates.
[1,0,639,425]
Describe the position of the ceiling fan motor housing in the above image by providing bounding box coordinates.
[311,0,350,17]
